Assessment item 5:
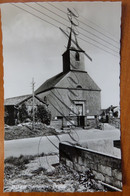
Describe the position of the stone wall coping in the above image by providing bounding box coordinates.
[100,181,122,192]
[60,142,121,160]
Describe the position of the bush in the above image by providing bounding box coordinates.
[4,155,34,167]
[18,103,28,123]
[36,105,51,125]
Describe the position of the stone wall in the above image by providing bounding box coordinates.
[59,142,122,189]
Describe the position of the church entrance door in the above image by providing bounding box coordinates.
[76,104,84,127]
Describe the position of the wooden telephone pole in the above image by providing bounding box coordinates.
[32,78,35,131]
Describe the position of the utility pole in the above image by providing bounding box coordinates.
[32,77,35,131]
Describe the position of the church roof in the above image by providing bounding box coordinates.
[35,70,101,95]
[35,72,68,94]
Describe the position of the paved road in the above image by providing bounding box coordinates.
[4,128,121,159]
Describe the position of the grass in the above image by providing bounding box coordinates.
[4,155,35,167]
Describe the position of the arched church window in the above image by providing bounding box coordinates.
[75,51,80,61]
[77,85,82,89]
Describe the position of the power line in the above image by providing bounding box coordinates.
[32,77,35,131]
[80,15,119,43]
[78,23,119,50]
[60,28,119,58]
[59,3,119,48]
[11,3,119,57]
[11,3,59,29]
[35,2,69,24]
[60,3,120,44]
[78,35,119,57]
[24,3,119,54]
[25,3,68,28]
[47,2,67,15]
[47,3,119,52]
[77,29,119,53]
[35,2,119,51]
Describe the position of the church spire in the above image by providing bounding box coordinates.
[67,28,72,50]
[60,8,92,61]
[67,27,80,51]
[66,8,80,51]
[61,8,92,72]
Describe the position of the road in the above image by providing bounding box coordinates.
[4,127,121,159]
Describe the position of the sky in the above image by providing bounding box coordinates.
[0,1,122,109]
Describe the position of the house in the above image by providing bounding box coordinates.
[100,105,120,123]
[4,94,47,125]
[35,29,101,129]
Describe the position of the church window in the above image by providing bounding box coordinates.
[75,52,80,61]
[77,85,82,89]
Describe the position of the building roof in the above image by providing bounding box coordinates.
[35,72,68,94]
[35,70,101,95]
[4,94,46,106]
[102,105,118,111]
[4,95,31,106]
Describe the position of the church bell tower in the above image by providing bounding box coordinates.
[62,8,90,73]
[62,44,86,73]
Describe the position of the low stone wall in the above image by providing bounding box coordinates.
[59,142,122,189]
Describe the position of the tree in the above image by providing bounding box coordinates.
[36,105,51,125]
[18,103,28,123]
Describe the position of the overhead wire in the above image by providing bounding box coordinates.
[80,15,119,43]
[24,3,68,27]
[47,2,67,15]
[35,2,69,24]
[77,24,119,50]
[35,2,119,51]
[11,3,119,57]
[24,3,119,54]
[59,2,120,44]
[12,3,59,29]
[60,27,119,57]
[9,2,120,169]
[78,35,119,57]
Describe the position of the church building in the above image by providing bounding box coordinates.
[35,27,101,129]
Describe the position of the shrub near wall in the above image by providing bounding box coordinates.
[59,142,122,189]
